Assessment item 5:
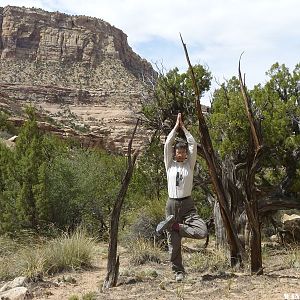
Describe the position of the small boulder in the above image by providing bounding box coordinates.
[0,286,32,300]
[281,214,300,242]
[269,234,279,243]
[0,277,28,292]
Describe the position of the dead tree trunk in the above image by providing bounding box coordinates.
[181,35,245,267]
[214,201,227,248]
[103,120,140,289]
[238,57,264,274]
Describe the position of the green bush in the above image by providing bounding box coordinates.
[125,195,166,242]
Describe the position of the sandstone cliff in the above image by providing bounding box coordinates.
[0,5,155,152]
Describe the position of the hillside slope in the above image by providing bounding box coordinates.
[0,5,155,152]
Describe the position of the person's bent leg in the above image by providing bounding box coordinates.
[180,214,208,239]
[177,197,208,239]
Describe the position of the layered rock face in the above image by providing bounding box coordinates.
[0,5,155,152]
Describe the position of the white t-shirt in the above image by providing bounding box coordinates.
[164,127,197,198]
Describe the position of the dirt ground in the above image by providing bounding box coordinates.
[31,241,300,300]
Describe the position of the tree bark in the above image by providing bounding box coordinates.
[181,35,245,266]
[214,201,227,249]
[239,57,264,274]
[249,223,263,274]
[102,120,140,289]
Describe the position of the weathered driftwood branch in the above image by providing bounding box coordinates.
[180,34,245,266]
[103,119,140,289]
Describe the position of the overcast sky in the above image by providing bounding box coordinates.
[1,0,300,105]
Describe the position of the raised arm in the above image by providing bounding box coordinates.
[164,114,180,170]
[181,126,197,168]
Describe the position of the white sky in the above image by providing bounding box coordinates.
[1,0,300,106]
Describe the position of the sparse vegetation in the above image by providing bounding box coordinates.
[187,248,230,273]
[283,245,300,268]
[43,227,96,274]
[129,238,164,265]
[0,227,96,280]
[68,296,80,300]
[120,267,159,282]
[82,292,98,300]
[67,292,97,300]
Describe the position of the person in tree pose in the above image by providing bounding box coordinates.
[156,113,208,282]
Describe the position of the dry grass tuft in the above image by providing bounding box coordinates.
[129,238,164,265]
[187,248,230,273]
[283,245,300,268]
[0,227,96,280]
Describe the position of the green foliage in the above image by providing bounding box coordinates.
[143,65,212,131]
[209,63,300,195]
[192,188,213,220]
[43,149,125,234]
[209,77,250,158]
[125,195,166,241]
[0,111,17,136]
[129,136,166,202]
[251,63,300,191]
[0,108,126,236]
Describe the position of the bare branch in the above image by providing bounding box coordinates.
[127,119,140,166]
[238,54,262,151]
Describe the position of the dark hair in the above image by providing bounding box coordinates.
[175,141,188,151]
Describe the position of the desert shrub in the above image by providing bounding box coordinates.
[125,196,166,242]
[0,257,11,280]
[129,238,164,265]
[13,247,46,279]
[44,227,96,274]
[0,235,19,256]
[0,227,96,280]
[284,245,300,269]
[187,248,230,272]
[82,292,98,300]
[0,109,126,237]
[68,296,80,300]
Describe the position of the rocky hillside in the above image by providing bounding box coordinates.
[0,5,155,152]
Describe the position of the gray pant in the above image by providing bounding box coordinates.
[166,197,208,273]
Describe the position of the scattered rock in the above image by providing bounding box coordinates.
[201,271,237,281]
[125,277,139,285]
[281,214,300,242]
[269,234,280,243]
[54,275,77,286]
[0,286,32,300]
[8,135,18,142]
[0,277,28,293]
